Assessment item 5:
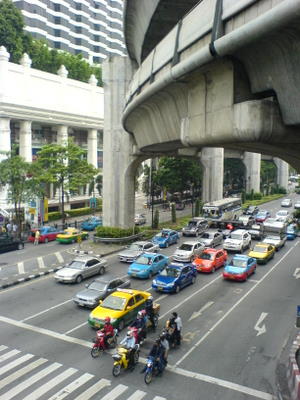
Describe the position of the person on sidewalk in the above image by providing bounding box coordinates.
[34,229,40,245]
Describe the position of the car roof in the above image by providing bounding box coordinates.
[230,229,248,234]
[254,242,269,247]
[73,256,99,262]
[233,254,250,260]
[182,240,200,245]
[111,289,150,299]
[137,252,158,257]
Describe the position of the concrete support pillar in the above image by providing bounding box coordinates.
[200,148,224,203]
[87,129,98,168]
[243,152,261,193]
[102,56,141,228]
[19,120,32,162]
[57,125,68,145]
[0,117,11,208]
[274,158,289,189]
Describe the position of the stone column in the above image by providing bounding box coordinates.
[87,129,98,168]
[57,125,68,145]
[0,118,11,208]
[274,158,289,190]
[19,120,32,162]
[243,152,261,193]
[102,56,142,228]
[200,147,224,203]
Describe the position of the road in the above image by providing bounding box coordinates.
[0,194,298,399]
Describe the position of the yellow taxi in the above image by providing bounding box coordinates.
[248,242,275,264]
[56,228,89,244]
[88,288,151,330]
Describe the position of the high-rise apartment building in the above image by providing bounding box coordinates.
[12,0,126,63]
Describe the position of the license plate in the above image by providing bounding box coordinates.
[78,302,84,306]
[132,273,137,277]
[158,287,163,291]
[95,323,100,328]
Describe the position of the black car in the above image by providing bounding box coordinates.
[0,233,24,253]
[244,206,259,216]
[73,276,131,308]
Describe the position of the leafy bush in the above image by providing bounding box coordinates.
[253,192,262,200]
[48,211,62,221]
[95,226,140,238]
[48,206,101,221]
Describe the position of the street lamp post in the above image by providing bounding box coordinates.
[150,159,155,228]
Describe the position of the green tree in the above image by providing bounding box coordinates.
[194,199,203,217]
[35,140,98,226]
[0,0,30,62]
[155,157,202,196]
[171,202,176,223]
[0,149,41,235]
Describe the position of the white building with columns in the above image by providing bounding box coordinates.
[0,46,103,214]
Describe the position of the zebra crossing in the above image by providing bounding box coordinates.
[0,345,167,400]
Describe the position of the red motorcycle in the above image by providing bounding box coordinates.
[91,328,118,358]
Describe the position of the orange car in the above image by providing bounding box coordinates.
[193,248,228,273]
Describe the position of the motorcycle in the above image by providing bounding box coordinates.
[144,355,165,384]
[91,328,118,358]
[112,343,140,377]
[128,326,145,345]
[163,324,180,349]
[145,311,159,331]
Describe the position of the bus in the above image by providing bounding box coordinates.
[202,198,242,222]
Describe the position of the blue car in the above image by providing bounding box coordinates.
[81,216,102,231]
[286,224,299,240]
[223,255,256,282]
[127,253,169,279]
[152,263,197,293]
[152,229,179,248]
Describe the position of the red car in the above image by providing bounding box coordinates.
[193,248,227,273]
[29,226,61,243]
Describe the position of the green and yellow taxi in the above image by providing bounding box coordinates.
[248,242,275,264]
[88,288,151,330]
[56,228,89,244]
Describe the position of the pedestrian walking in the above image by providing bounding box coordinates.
[172,312,183,346]
[34,229,40,245]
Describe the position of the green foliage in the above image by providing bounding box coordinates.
[34,140,98,225]
[153,209,159,229]
[171,203,176,223]
[95,226,140,238]
[241,190,246,204]
[89,174,102,196]
[293,210,300,220]
[250,189,254,200]
[253,192,262,200]
[194,199,203,217]
[242,194,285,209]
[260,161,276,186]
[47,206,102,221]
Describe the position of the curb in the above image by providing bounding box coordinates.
[0,247,124,291]
[287,333,300,399]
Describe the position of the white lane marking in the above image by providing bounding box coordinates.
[101,384,128,400]
[169,366,274,400]
[48,373,94,400]
[254,312,268,336]
[22,367,77,400]
[72,378,111,400]
[55,252,64,263]
[153,397,167,400]
[0,362,62,400]
[17,262,24,274]
[64,321,88,335]
[37,256,45,269]
[21,299,72,322]
[160,274,222,319]
[0,358,47,390]
[0,349,20,362]
[0,345,7,352]
[126,390,147,400]
[0,353,34,376]
[189,301,214,321]
[175,242,299,367]
[155,294,168,302]
[0,315,92,348]
[248,279,259,283]
[293,267,300,279]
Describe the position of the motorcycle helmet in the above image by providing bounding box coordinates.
[126,330,132,337]
[160,332,167,340]
[104,316,111,323]
[140,309,147,317]
[137,311,143,318]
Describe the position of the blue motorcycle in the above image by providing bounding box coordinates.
[144,356,165,384]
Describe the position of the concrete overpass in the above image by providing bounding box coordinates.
[103,0,298,227]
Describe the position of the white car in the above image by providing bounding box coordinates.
[172,241,205,262]
[275,210,291,223]
[281,198,292,207]
[263,234,287,251]
[294,200,300,209]
[118,241,159,263]
[54,256,108,283]
[199,231,223,248]
[223,229,252,253]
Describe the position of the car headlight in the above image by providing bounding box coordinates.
[153,280,157,285]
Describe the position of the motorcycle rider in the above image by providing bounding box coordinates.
[160,331,169,364]
[145,296,156,330]
[102,316,114,348]
[130,311,147,343]
[120,330,136,370]
[172,312,182,346]
[140,338,165,375]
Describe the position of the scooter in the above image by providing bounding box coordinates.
[112,343,140,377]
[163,325,180,349]
[144,355,165,384]
[91,328,118,358]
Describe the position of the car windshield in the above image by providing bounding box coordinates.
[101,296,127,311]
[200,253,213,260]
[188,221,197,227]
[160,267,180,277]
[232,259,247,268]
[230,233,242,240]
[257,212,267,217]
[135,256,152,265]
[68,260,85,269]
[202,232,212,239]
[179,244,193,251]
[128,244,142,251]
[276,211,288,217]
[88,281,107,291]
[287,225,296,233]
[253,246,267,253]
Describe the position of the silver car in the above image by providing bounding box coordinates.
[200,231,223,248]
[73,276,131,308]
[54,256,108,283]
[172,241,205,262]
[134,214,147,225]
[263,234,287,251]
[118,241,159,263]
